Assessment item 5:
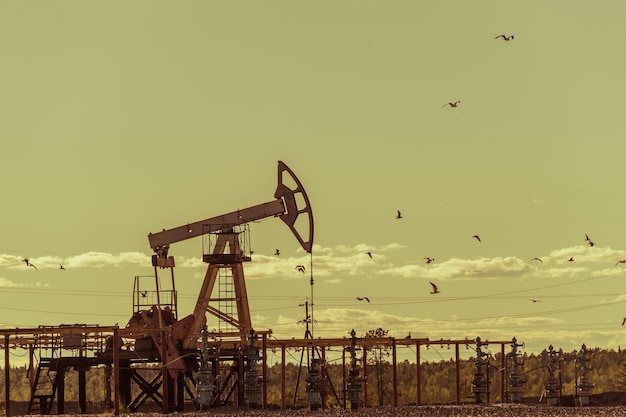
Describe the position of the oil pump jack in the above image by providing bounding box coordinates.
[123,161,313,410]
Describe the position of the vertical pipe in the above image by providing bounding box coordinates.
[342,346,346,409]
[57,369,65,414]
[4,334,10,417]
[155,269,164,330]
[262,333,267,409]
[392,339,397,407]
[170,267,177,320]
[161,330,169,413]
[113,328,120,416]
[28,344,35,390]
[321,346,327,409]
[362,346,368,408]
[455,343,460,405]
[500,344,505,403]
[281,345,286,409]
[105,365,112,410]
[79,369,87,414]
[416,342,421,406]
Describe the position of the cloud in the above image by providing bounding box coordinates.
[377,257,533,281]
[1,251,151,270]
[0,277,22,288]
[546,245,626,265]
[3,243,624,287]
[0,254,25,267]
[63,251,150,268]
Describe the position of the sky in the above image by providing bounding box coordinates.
[2,1,626,364]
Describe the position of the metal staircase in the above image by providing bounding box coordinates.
[27,357,61,414]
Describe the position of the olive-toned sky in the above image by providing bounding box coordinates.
[2,1,626,361]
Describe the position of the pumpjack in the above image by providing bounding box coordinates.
[123,161,314,410]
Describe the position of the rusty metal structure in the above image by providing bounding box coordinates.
[543,344,562,406]
[470,336,490,403]
[0,161,529,416]
[575,343,593,406]
[121,160,314,411]
[2,329,521,416]
[507,337,525,403]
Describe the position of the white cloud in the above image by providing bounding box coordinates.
[0,254,24,267]
[1,251,151,270]
[546,245,626,265]
[63,251,150,268]
[378,257,533,281]
[0,277,22,288]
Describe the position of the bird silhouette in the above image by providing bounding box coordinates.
[495,35,514,41]
[59,264,66,270]
[531,257,543,263]
[274,249,280,256]
[366,252,373,259]
[424,257,435,264]
[429,282,440,294]
[622,317,626,326]
[23,258,38,271]
[396,210,403,219]
[295,265,306,273]
[356,297,370,303]
[443,101,461,108]
[140,290,147,297]
[567,257,575,262]
[585,234,595,247]
[472,235,481,242]
[616,260,626,267]
[405,332,411,339]
[530,299,542,303]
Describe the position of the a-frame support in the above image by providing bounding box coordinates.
[183,228,251,349]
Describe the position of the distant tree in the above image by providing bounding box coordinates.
[363,328,391,406]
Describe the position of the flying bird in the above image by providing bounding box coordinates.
[366,252,373,259]
[23,259,38,271]
[495,35,514,41]
[472,235,481,242]
[424,257,435,264]
[622,317,626,326]
[395,210,403,219]
[295,265,306,273]
[443,101,461,108]
[140,290,147,297]
[616,260,626,267]
[429,282,440,294]
[530,257,543,263]
[274,249,280,256]
[356,297,370,303]
[530,299,542,303]
[59,264,66,270]
[567,257,575,262]
[585,234,595,247]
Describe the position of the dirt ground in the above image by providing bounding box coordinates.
[6,393,626,417]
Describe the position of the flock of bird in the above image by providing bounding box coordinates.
[267,202,626,309]
[351,211,626,308]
